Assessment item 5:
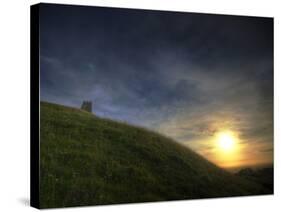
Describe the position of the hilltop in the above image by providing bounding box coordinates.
[40,101,271,208]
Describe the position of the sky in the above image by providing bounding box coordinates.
[40,4,273,169]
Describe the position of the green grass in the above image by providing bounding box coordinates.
[40,101,271,208]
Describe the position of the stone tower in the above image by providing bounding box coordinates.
[81,101,92,113]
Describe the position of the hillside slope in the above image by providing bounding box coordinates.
[40,102,271,208]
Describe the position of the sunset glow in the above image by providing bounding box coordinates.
[217,131,236,152]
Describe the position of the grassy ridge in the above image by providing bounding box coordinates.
[40,101,270,208]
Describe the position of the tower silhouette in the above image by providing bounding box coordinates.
[81,101,92,113]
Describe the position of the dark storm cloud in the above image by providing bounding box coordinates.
[40,4,273,158]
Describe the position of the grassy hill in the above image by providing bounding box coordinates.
[40,101,271,208]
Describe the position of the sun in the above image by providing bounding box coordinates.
[217,131,236,152]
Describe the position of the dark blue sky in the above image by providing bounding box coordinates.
[39,4,273,168]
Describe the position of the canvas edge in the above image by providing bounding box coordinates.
[30,3,40,209]
[37,2,274,19]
